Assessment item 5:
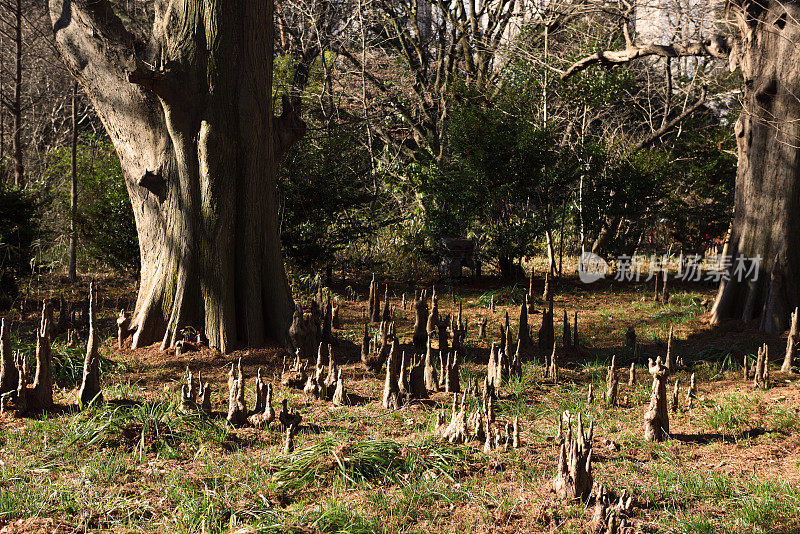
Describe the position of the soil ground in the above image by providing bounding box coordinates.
[0,270,798,533]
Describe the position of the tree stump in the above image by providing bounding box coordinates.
[670,378,680,412]
[499,323,507,358]
[325,345,338,391]
[444,352,460,393]
[56,295,70,336]
[282,351,308,388]
[381,285,391,323]
[31,301,55,411]
[628,363,635,386]
[496,345,508,387]
[783,307,798,373]
[116,310,131,349]
[527,268,536,314]
[226,359,247,427]
[482,377,497,426]
[412,292,429,353]
[478,317,487,340]
[743,353,749,381]
[0,318,17,396]
[322,294,332,343]
[409,353,427,399]
[552,411,593,501]
[283,422,298,454]
[179,367,200,413]
[289,304,318,360]
[382,339,402,409]
[643,357,669,442]
[511,339,523,378]
[548,344,559,383]
[368,274,382,323]
[79,285,103,407]
[504,315,514,364]
[665,326,675,373]
[538,298,555,354]
[519,301,533,356]
[483,415,496,453]
[605,356,617,407]
[197,375,212,415]
[685,372,697,408]
[512,417,520,448]
[563,310,571,348]
[754,343,769,389]
[397,351,410,397]
[279,398,302,430]
[249,380,275,427]
[653,270,661,302]
[303,374,321,399]
[487,342,499,389]
[423,340,438,392]
[625,327,636,350]
[467,407,485,441]
[332,369,347,406]
[437,315,450,355]
[440,394,469,444]
[427,300,440,345]
[592,485,632,534]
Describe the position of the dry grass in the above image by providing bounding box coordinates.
[1,272,799,533]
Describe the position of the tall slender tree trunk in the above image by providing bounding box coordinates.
[545,228,556,274]
[12,0,23,187]
[68,81,78,281]
[50,0,304,353]
[1,71,5,182]
[711,2,800,333]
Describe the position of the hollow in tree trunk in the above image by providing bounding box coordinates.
[49,0,304,353]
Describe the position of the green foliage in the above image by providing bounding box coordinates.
[437,81,580,277]
[44,134,138,272]
[0,185,41,303]
[278,125,383,270]
[659,123,736,252]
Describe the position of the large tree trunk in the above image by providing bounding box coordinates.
[50,0,304,352]
[712,1,800,333]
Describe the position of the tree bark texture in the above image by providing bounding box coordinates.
[50,0,304,353]
[712,2,800,333]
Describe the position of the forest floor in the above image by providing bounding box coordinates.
[1,270,799,533]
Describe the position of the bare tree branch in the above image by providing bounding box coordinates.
[637,86,708,149]
[561,36,733,80]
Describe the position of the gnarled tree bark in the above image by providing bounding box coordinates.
[563,2,800,334]
[49,0,305,354]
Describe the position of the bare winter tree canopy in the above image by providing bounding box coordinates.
[564,0,800,334]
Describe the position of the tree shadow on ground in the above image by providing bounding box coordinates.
[671,427,766,444]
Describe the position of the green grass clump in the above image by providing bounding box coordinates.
[476,285,527,307]
[59,401,231,460]
[766,405,800,434]
[702,393,756,436]
[272,436,468,495]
